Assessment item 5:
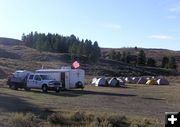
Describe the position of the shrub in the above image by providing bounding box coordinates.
[47,113,70,125]
[108,116,130,127]
[95,116,110,127]
[130,118,161,127]
[71,112,86,122]
[8,112,39,127]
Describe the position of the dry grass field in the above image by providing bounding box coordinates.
[0,77,180,127]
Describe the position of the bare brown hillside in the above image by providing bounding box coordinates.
[0,41,179,78]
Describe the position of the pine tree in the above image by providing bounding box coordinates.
[147,58,156,67]
[169,57,177,69]
[108,49,116,60]
[121,51,127,62]
[126,52,131,63]
[116,51,121,61]
[161,56,169,68]
[137,50,146,66]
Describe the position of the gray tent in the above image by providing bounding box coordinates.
[108,77,119,87]
[125,77,133,83]
[118,77,126,83]
[157,78,169,85]
[95,78,108,86]
[117,78,126,86]
[131,77,140,84]
[137,77,147,84]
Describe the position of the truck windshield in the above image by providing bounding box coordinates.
[40,75,54,80]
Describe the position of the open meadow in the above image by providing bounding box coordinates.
[0,77,180,127]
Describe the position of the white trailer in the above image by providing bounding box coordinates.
[36,67,85,89]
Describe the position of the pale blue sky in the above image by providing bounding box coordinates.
[0,0,180,50]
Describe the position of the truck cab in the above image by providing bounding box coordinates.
[26,73,62,92]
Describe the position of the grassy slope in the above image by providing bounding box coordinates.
[0,44,178,79]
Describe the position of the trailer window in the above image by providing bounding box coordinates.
[40,75,54,80]
[29,75,34,80]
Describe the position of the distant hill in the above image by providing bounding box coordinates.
[0,37,22,45]
[101,47,180,71]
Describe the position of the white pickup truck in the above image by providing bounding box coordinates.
[26,73,62,92]
[7,70,62,92]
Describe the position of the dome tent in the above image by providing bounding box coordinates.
[91,77,97,85]
[146,79,158,85]
[157,78,169,85]
[108,77,119,87]
[137,77,147,84]
[118,77,126,83]
[125,77,133,83]
[131,77,140,84]
[95,77,108,86]
[117,78,126,86]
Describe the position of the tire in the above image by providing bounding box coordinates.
[42,84,48,93]
[9,84,12,88]
[55,87,60,93]
[24,87,31,91]
[11,84,18,90]
[76,81,84,89]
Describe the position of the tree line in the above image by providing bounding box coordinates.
[108,49,177,70]
[22,32,101,63]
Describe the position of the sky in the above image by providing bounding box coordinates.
[0,0,180,50]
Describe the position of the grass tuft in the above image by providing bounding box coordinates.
[8,112,40,127]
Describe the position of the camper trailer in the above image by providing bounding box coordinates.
[36,67,85,89]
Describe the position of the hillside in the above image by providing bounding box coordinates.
[0,37,22,45]
[0,37,180,78]
[102,47,180,70]
[0,43,179,79]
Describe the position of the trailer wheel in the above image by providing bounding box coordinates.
[76,81,84,89]
[11,84,18,90]
[42,84,48,92]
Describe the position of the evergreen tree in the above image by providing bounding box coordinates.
[147,58,156,67]
[126,52,131,63]
[22,32,101,63]
[161,56,169,68]
[108,49,116,60]
[91,41,101,62]
[121,51,127,62]
[137,50,146,66]
[116,51,121,61]
[21,33,26,42]
[169,57,177,69]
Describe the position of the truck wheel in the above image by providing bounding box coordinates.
[9,84,12,88]
[24,87,31,91]
[55,87,60,93]
[42,85,48,93]
[11,84,18,90]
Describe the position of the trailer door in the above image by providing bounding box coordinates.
[60,72,65,88]
[60,72,70,89]
[65,72,70,89]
